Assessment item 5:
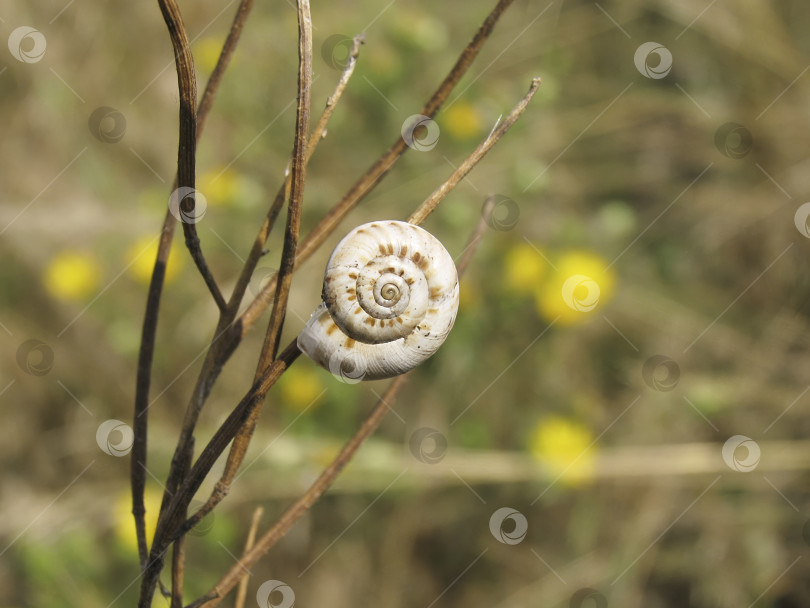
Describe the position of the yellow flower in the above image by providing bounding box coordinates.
[200,168,240,207]
[278,365,326,412]
[529,415,595,485]
[535,250,615,326]
[114,487,162,553]
[443,101,482,140]
[126,235,184,286]
[503,242,547,294]
[43,251,102,301]
[194,37,224,74]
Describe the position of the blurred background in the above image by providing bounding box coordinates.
[2,0,810,606]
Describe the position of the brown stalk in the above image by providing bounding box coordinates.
[131,0,254,573]
[186,193,496,608]
[234,507,264,608]
[225,34,364,318]
[156,36,364,530]
[408,77,541,226]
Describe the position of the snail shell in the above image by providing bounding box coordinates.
[298,220,459,381]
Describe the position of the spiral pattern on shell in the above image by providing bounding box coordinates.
[298,221,459,380]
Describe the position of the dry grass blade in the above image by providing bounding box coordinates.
[234,507,263,608]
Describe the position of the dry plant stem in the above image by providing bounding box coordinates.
[211,0,312,530]
[159,36,364,517]
[236,0,517,340]
[170,537,185,608]
[188,375,410,608]
[408,77,541,226]
[225,34,364,318]
[457,194,497,277]
[234,507,263,608]
[189,203,492,608]
[157,0,225,311]
[157,338,301,548]
[259,0,312,364]
[134,0,252,599]
[173,0,320,539]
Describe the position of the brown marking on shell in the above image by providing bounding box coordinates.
[348,272,358,279]
[326,323,339,336]
[345,338,356,348]
[417,257,429,270]
[353,307,362,314]
[413,251,422,263]
[347,295,356,301]
[387,243,394,254]
[365,318,376,326]
[378,244,386,255]
[430,287,443,299]
[400,245,408,256]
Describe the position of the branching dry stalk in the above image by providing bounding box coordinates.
[132,0,534,606]
[187,195,497,608]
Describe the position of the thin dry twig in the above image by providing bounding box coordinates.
[131,0,254,574]
[157,37,364,529]
[234,507,264,608]
[225,34,364,318]
[408,77,541,226]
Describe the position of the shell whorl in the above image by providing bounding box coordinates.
[298,220,459,381]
